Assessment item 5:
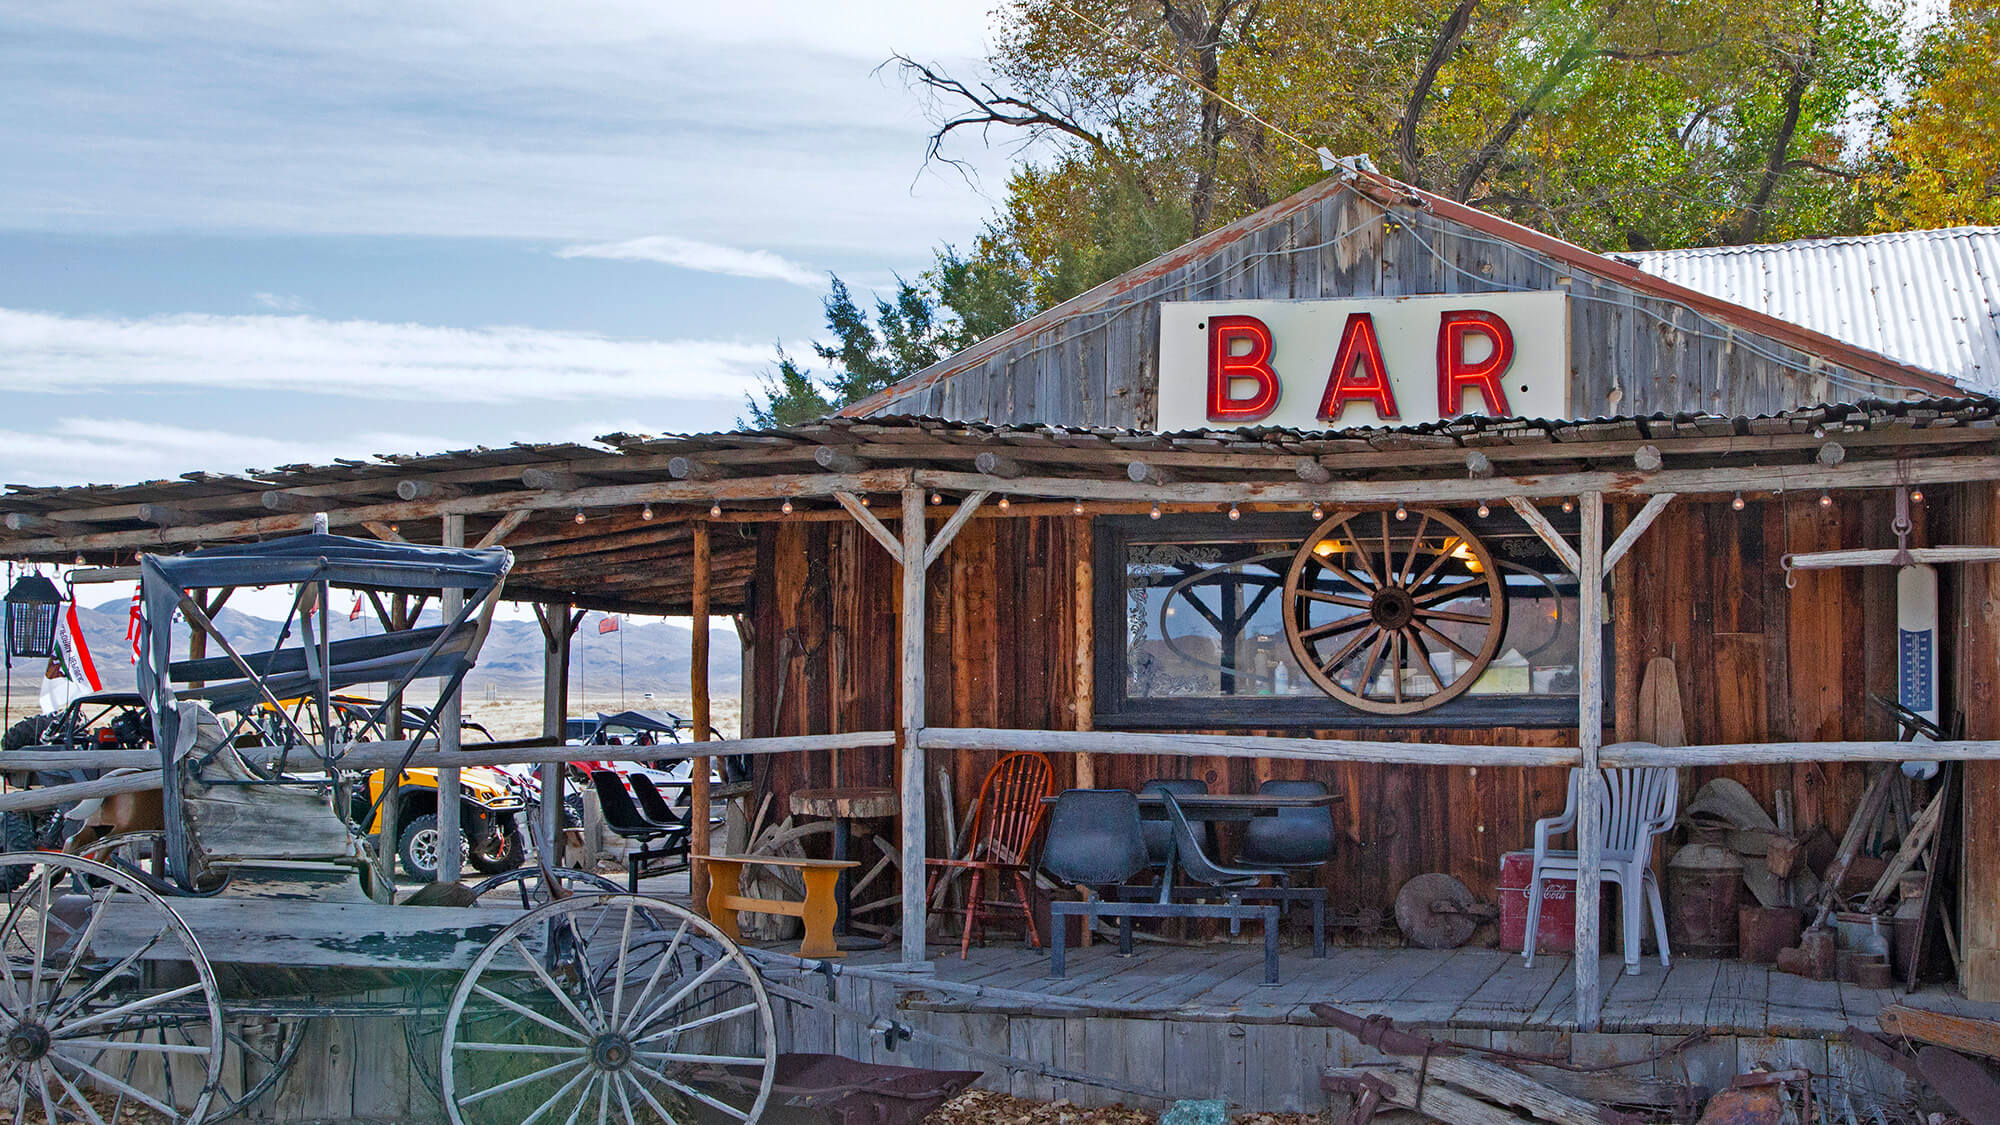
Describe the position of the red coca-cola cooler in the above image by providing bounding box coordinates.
[1498,850,1576,954]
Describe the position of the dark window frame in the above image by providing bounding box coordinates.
[1091,511,1608,731]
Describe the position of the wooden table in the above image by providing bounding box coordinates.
[789,786,898,932]
[698,854,860,958]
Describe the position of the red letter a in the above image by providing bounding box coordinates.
[1207,315,1281,421]
[1437,310,1515,417]
[1317,313,1400,423]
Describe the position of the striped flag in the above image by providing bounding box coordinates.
[598,615,620,634]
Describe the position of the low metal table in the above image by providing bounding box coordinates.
[789,785,899,932]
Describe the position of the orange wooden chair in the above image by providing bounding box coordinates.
[924,752,1056,957]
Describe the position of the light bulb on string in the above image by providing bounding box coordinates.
[781,499,793,514]
[1476,501,1490,518]
[859,495,870,507]
[573,510,586,525]
[1819,490,1832,509]
[1911,488,1924,504]
[1395,503,1407,521]
[709,501,722,518]
[641,503,654,521]
[1561,499,1574,514]
[1731,493,1745,511]
[931,492,942,506]
[997,496,1009,510]
[1149,502,1161,520]
[1227,504,1241,521]
[1311,502,1324,520]
[1072,499,1084,515]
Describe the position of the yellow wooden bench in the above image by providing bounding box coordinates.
[697,855,859,958]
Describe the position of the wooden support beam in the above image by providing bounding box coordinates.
[135,504,195,527]
[814,446,868,474]
[973,452,1023,479]
[1505,497,1582,575]
[1787,545,2000,570]
[1632,445,1663,472]
[1602,493,1675,572]
[397,479,462,501]
[1818,441,1846,466]
[1465,451,1495,479]
[1073,516,1096,788]
[899,485,929,966]
[537,600,575,864]
[690,523,713,913]
[833,493,903,564]
[922,491,989,569]
[363,521,406,543]
[1575,492,1605,1032]
[1296,458,1332,484]
[2,513,51,533]
[920,728,1583,767]
[435,513,465,883]
[520,468,587,492]
[667,456,731,481]
[475,509,531,549]
[260,490,324,513]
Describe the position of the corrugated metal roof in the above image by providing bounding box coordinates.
[1625,227,2000,392]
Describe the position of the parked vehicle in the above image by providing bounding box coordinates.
[0,691,156,889]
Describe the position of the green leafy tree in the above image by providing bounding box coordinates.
[1872,2,2000,228]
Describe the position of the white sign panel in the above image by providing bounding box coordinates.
[1157,293,1570,431]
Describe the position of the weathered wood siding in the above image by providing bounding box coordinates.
[860,182,1912,427]
[751,500,1905,918]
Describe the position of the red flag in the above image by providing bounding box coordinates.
[350,595,365,622]
[126,588,143,665]
[598,615,620,634]
[57,602,102,692]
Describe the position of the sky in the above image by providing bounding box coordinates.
[0,1,1015,489]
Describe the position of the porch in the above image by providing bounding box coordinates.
[762,941,1992,1113]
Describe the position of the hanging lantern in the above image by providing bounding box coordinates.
[4,574,62,660]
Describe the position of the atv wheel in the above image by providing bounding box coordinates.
[0,812,51,893]
[467,826,523,875]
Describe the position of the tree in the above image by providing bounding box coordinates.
[1872,2,2000,229]
[741,246,1035,427]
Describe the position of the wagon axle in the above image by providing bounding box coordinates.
[3,1022,49,1064]
[590,1031,635,1071]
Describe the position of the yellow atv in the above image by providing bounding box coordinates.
[355,765,527,879]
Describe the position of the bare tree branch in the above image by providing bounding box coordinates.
[1396,0,1480,188]
[886,54,1118,185]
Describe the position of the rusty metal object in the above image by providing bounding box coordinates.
[1738,905,1802,964]
[1321,1071,1394,1125]
[1915,1046,2000,1125]
[767,1053,984,1125]
[1395,873,1489,949]
[1667,825,1744,956]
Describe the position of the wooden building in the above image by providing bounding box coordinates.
[5,162,1999,1114]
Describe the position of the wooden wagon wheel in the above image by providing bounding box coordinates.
[1283,508,1508,714]
[441,893,777,1124]
[0,851,226,1124]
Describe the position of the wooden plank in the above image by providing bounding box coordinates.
[921,728,1581,767]
[1877,1003,2000,1060]
[1322,1065,1539,1124]
[1454,954,1567,1026]
[691,521,713,912]
[899,485,929,965]
[1575,492,1604,1031]
[91,898,527,970]
[833,492,903,564]
[1601,494,1675,573]
[1505,497,1582,575]
[1706,958,1770,1034]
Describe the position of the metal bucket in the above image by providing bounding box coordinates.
[1667,824,1743,957]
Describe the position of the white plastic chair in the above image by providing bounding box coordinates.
[1523,765,1677,974]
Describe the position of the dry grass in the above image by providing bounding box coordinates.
[923,1090,1322,1125]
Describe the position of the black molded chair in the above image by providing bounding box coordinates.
[1038,789,1283,981]
[589,770,690,891]
[1240,779,1336,880]
[627,773,687,825]
[1138,778,1211,868]
[1157,788,1327,957]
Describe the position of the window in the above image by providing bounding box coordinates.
[1093,509,1604,729]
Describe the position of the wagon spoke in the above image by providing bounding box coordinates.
[1297,590,1371,610]
[457,1054,588,1107]
[499,1059,594,1125]
[623,1066,684,1125]
[637,1049,768,1068]
[45,1062,110,1125]
[1390,631,1404,703]
[656,1071,752,1122]
[1297,613,1371,642]
[560,1075,596,1125]
[618,920,688,1034]
[469,983,592,1043]
[43,890,111,1018]
[61,1036,213,1055]
[26,876,50,1013]
[32,1063,58,1125]
[1414,578,1489,606]
[1317,624,1378,677]
[596,1072,611,1125]
[1353,629,1391,695]
[1338,528,1380,589]
[1405,629,1448,692]
[630,956,734,1039]
[1416,608,1492,625]
[513,937,601,1034]
[635,1001,760,1043]
[610,904,635,1027]
[1399,513,1432,584]
[49,1049,184,1122]
[455,1041,591,1055]
[613,1073,641,1125]
[48,924,172,1026]
[1411,619,1477,663]
[1407,542,1458,592]
[55,980,206,1038]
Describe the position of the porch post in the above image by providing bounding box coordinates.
[436,513,465,883]
[1575,492,1604,1030]
[690,522,713,911]
[538,600,574,865]
[899,486,930,964]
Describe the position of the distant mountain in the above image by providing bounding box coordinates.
[41,598,740,698]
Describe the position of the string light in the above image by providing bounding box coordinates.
[1819,490,1832,509]
[931,492,943,505]
[573,510,586,525]
[781,499,793,514]
[1227,504,1241,521]
[1072,499,1084,515]
[74,554,85,566]
[997,496,1009,510]
[1911,488,1924,504]
[1149,502,1162,520]
[1476,501,1490,518]
[1561,499,1574,514]
[859,495,870,507]
[1731,493,1745,511]
[641,503,654,521]
[709,501,722,518]
[1394,503,1407,521]
[1311,502,1324,520]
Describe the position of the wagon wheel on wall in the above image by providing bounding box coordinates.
[440,894,777,1124]
[0,851,226,1124]
[1283,508,1508,715]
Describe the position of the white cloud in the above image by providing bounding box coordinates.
[251,292,309,311]
[0,417,457,487]
[0,307,775,404]
[556,236,822,287]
